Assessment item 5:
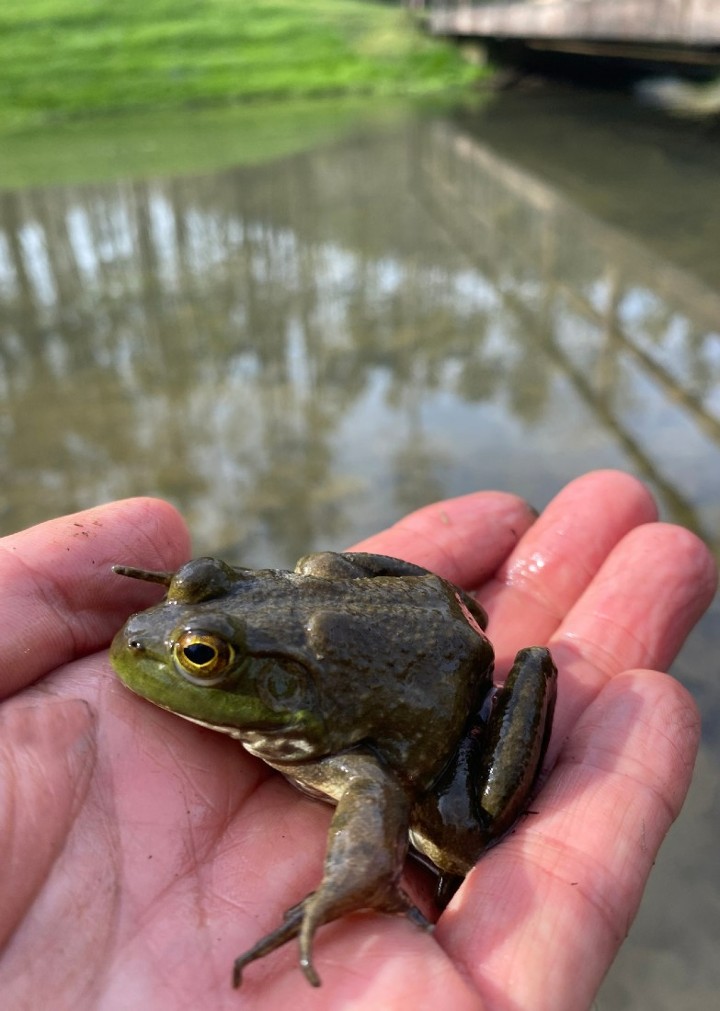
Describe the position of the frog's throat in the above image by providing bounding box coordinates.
[171,711,325,760]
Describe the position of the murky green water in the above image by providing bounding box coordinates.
[1,88,719,1008]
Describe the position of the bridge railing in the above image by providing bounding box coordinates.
[426,1,720,45]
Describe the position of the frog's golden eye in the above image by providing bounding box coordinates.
[172,631,234,687]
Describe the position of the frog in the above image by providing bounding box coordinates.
[110,551,557,988]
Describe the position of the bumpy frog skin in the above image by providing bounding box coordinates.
[110,552,557,987]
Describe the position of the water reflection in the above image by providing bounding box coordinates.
[2,107,719,567]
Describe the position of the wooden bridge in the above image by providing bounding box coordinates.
[425,2,720,72]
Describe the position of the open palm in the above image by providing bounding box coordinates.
[1,470,715,1011]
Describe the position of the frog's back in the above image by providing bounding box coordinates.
[225,569,495,787]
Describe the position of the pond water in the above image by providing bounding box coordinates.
[1,86,719,1008]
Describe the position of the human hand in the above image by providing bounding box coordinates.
[0,471,715,1010]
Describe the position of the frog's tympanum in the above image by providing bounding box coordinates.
[110,552,557,987]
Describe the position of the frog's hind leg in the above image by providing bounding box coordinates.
[476,646,557,843]
[411,646,557,882]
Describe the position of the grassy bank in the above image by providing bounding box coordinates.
[0,0,479,135]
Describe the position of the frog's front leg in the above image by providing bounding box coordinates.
[233,751,429,988]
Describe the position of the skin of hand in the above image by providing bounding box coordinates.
[0,470,716,1011]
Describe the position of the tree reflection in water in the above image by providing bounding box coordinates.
[1,104,719,567]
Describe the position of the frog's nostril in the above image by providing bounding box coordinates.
[129,639,144,651]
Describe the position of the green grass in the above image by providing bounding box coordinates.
[0,1,479,135]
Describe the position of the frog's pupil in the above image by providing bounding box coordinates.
[184,642,216,666]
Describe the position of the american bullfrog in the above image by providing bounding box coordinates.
[110,551,557,987]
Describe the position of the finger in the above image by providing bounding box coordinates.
[437,670,700,1011]
[0,698,96,948]
[351,490,537,590]
[0,498,190,697]
[549,521,716,744]
[483,470,658,661]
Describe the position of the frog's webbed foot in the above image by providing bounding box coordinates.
[233,885,430,988]
[233,752,424,987]
[233,907,306,987]
[296,883,429,987]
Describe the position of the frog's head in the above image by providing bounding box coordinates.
[109,558,325,756]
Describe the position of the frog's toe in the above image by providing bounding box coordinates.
[299,950,322,987]
[232,903,305,988]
